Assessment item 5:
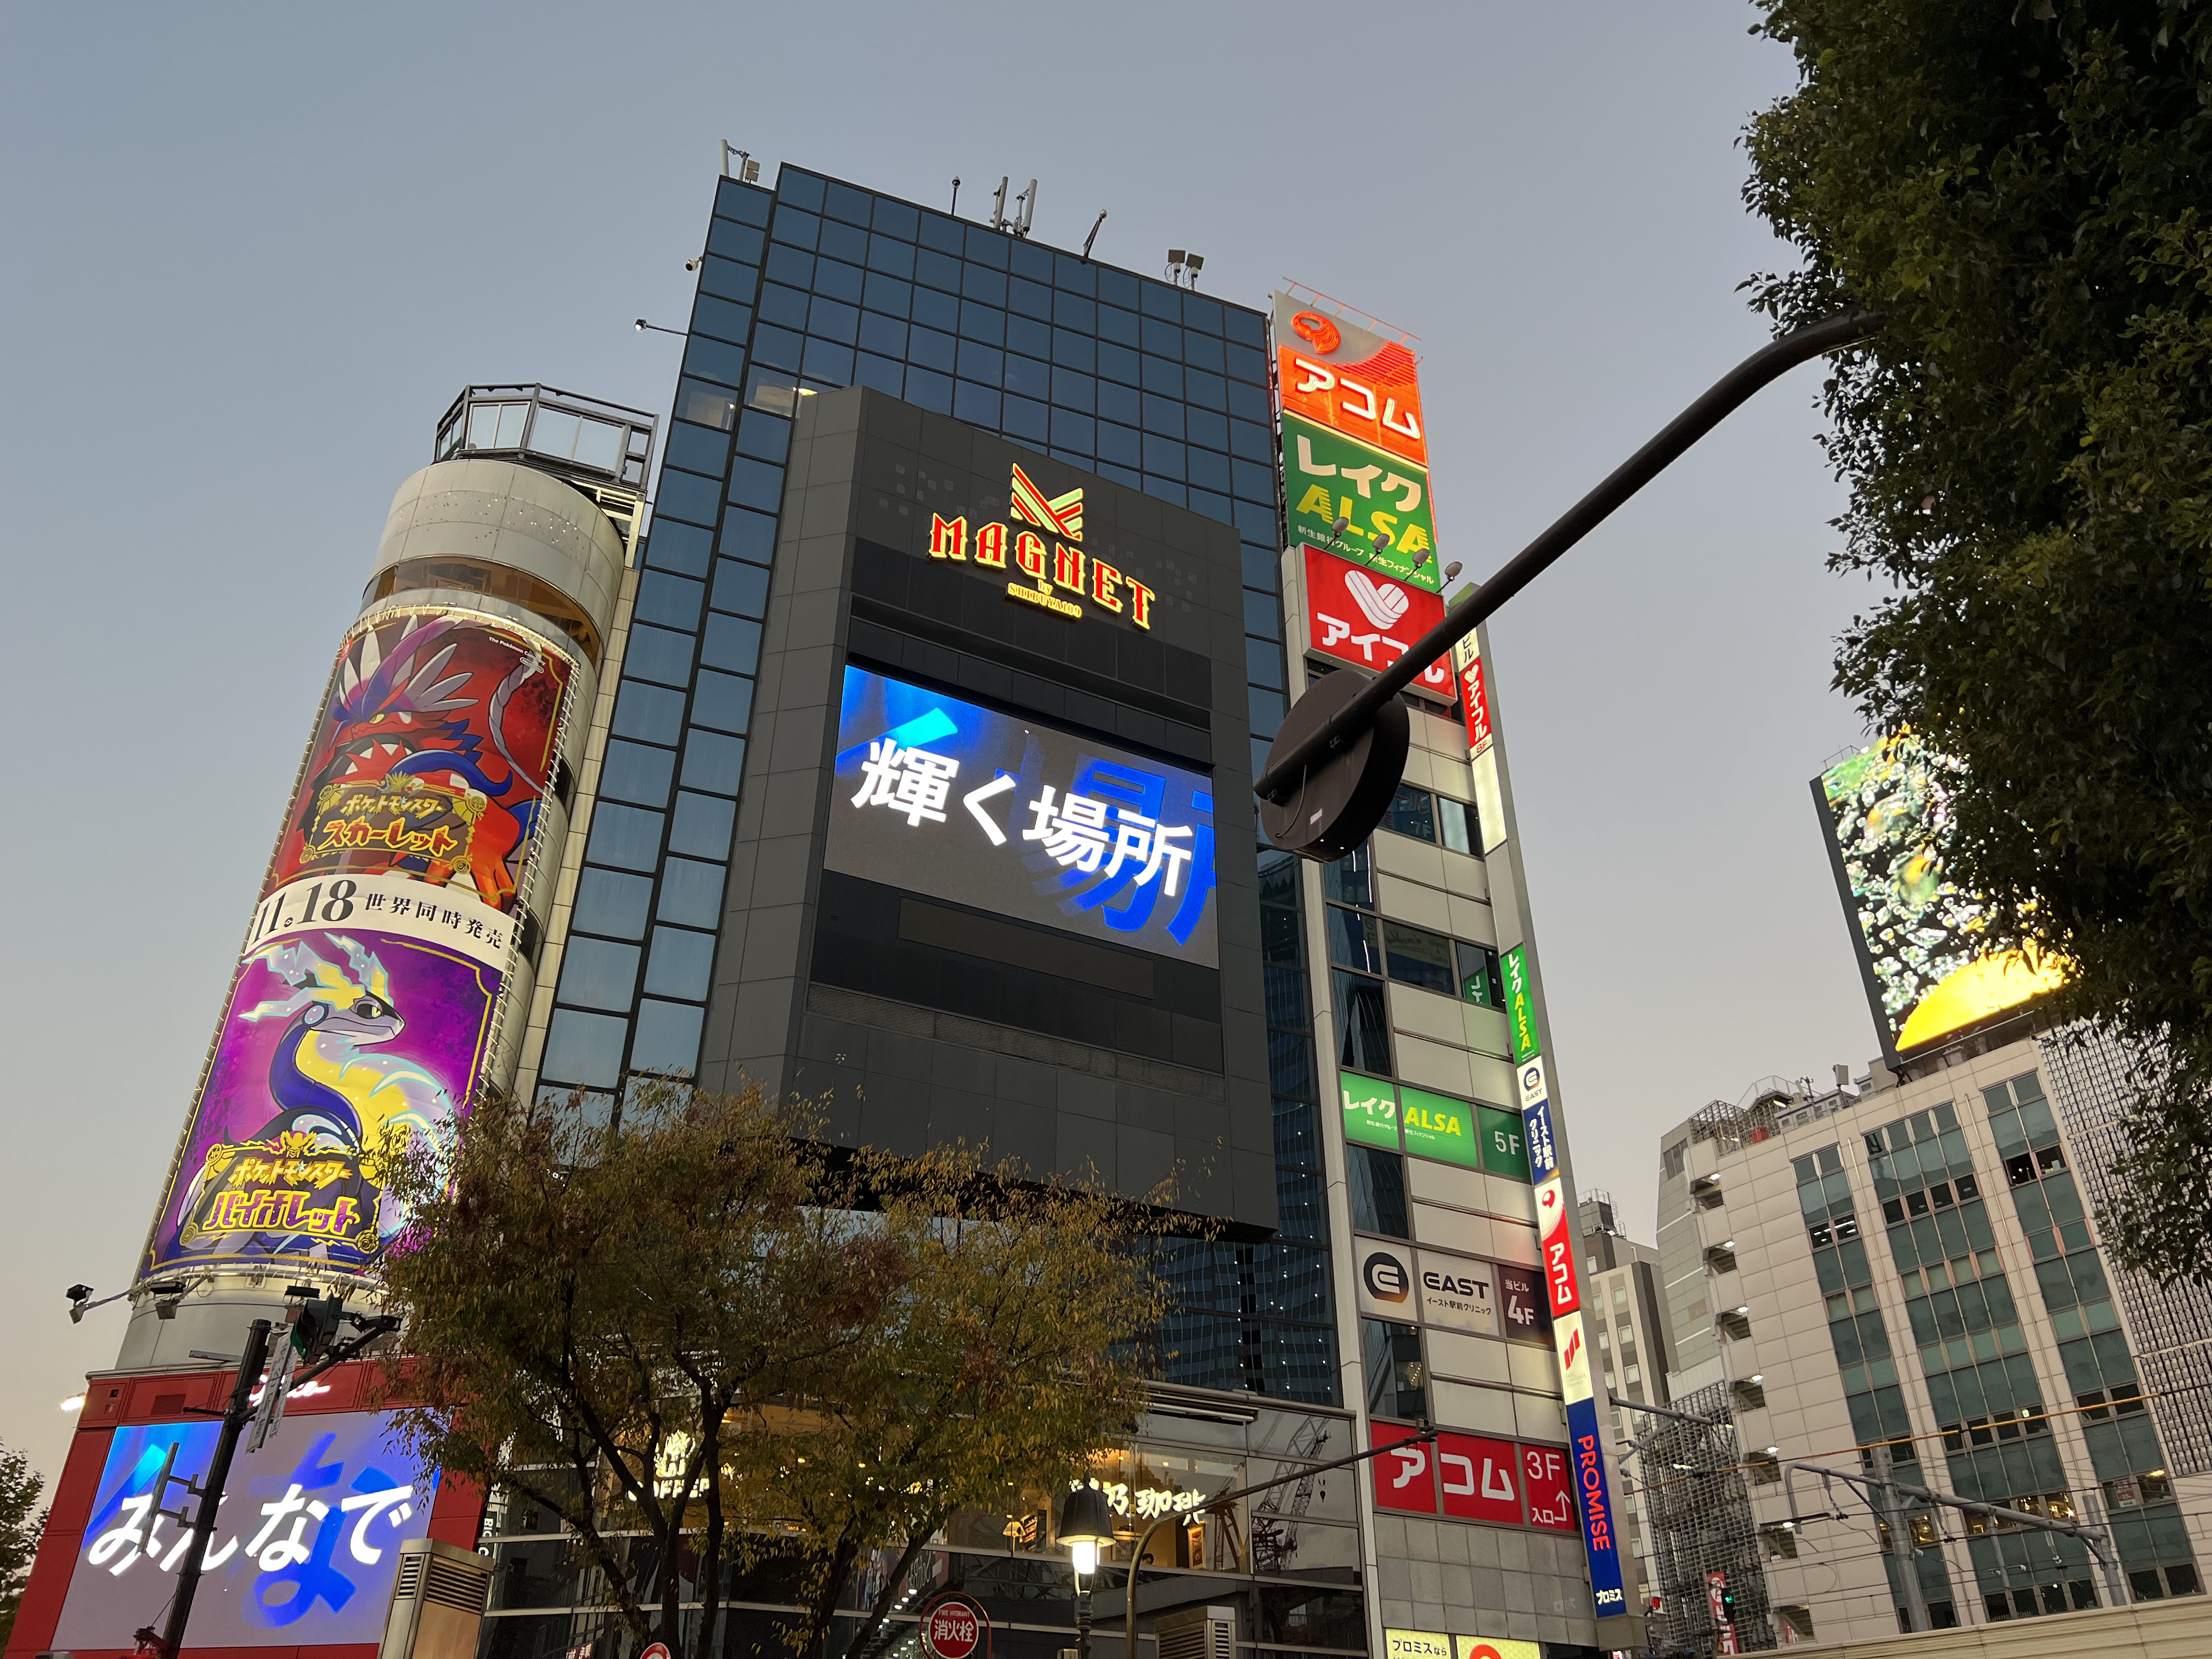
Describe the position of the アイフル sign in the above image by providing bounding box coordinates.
[1301,542,1453,696]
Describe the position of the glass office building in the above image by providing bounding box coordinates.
[522,165,1333,1403]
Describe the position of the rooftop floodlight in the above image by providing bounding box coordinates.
[1058,1483,1117,1578]
[1372,529,1393,553]
[1168,249,1187,266]
[1330,516,1350,539]
[1444,561,1464,581]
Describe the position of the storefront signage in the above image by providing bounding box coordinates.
[1437,1432,1521,1525]
[928,462,1156,629]
[1357,1241,1416,1319]
[1283,413,1440,592]
[1417,1251,1498,1336]
[1502,947,1539,1064]
[1383,1632,1452,1659]
[1496,1263,1549,1341]
[1341,1071,1401,1149]
[1454,637,1493,755]
[1301,543,1453,695]
[1370,1423,1437,1515]
[1274,296,1429,469]
[1070,1474,1216,1522]
[1400,1084,1481,1166]
[50,1411,439,1644]
[1457,1640,1540,1659]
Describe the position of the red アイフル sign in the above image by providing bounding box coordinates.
[1302,544,1453,698]
[1457,645,1492,753]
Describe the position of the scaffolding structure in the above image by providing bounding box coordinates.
[1627,1380,1778,1655]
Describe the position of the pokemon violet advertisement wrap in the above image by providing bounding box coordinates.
[273,610,572,917]
[825,667,1218,967]
[144,875,509,1278]
[51,1410,438,1643]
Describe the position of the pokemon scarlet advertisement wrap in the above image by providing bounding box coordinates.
[1506,985,1628,1622]
[1274,295,1441,592]
[139,605,568,1284]
[272,610,572,917]
[1302,544,1453,701]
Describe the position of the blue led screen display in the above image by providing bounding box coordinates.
[826,666,1218,966]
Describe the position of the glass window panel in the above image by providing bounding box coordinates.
[662,419,730,478]
[749,324,802,373]
[1349,1147,1410,1239]
[1007,313,1052,360]
[654,467,721,528]
[757,282,810,330]
[1009,239,1053,281]
[557,936,639,1012]
[915,245,962,293]
[1324,844,1373,909]
[1098,302,1139,346]
[691,669,754,734]
[801,336,854,383]
[630,999,703,1079]
[809,295,861,343]
[682,731,747,794]
[1227,341,1268,382]
[1142,392,1186,437]
[706,216,766,263]
[1005,353,1049,400]
[907,324,957,374]
[657,855,728,927]
[1242,545,1279,591]
[963,225,1009,267]
[1246,634,1284,690]
[918,210,964,255]
[668,792,736,860]
[692,294,752,346]
[744,363,800,416]
[771,204,820,250]
[1249,684,1284,738]
[1098,339,1141,386]
[1141,356,1184,399]
[1053,249,1098,294]
[1230,417,1272,462]
[817,219,868,269]
[619,623,693,689]
[1051,366,1096,412]
[585,803,664,872]
[1053,326,1097,371]
[957,339,1004,386]
[862,270,913,319]
[1143,476,1187,508]
[727,456,786,514]
[911,288,958,338]
[1228,380,1271,422]
[1438,796,1480,855]
[1184,330,1227,371]
[1335,970,1391,1074]
[699,612,761,674]
[599,740,674,808]
[1189,447,1232,493]
[613,681,686,745]
[735,409,791,464]
[1383,921,1457,997]
[764,243,814,288]
[872,197,920,240]
[1233,456,1277,504]
[954,381,1001,427]
[1386,785,1437,843]
[905,366,953,413]
[645,926,717,1000]
[1144,435,1187,480]
[1050,408,1095,454]
[1243,588,1281,640]
[1004,394,1048,444]
[855,352,904,396]
[573,867,652,940]
[858,311,906,357]
[719,508,776,567]
[1456,940,1503,1007]
[1326,906,1383,973]
[958,301,1005,347]
[540,1008,627,1089]
[674,378,739,433]
[961,262,1009,307]
[1097,379,1141,427]
[823,177,873,224]
[711,560,770,619]
[1141,315,1183,358]
[527,407,579,459]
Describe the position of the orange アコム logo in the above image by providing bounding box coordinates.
[1291,310,1341,354]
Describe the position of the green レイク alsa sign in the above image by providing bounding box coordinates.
[1502,946,1540,1063]
[1341,1072,1400,1148]
[1477,1103,1531,1181]
[1282,410,1441,592]
[1399,1085,1480,1167]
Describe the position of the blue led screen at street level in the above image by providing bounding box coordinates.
[50,1409,441,1643]
[826,667,1218,967]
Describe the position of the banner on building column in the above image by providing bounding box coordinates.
[1510,997,1629,1619]
[142,873,511,1279]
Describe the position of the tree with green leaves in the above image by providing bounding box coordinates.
[376,1080,1167,1657]
[0,1441,44,1649]
[1744,0,2212,1284]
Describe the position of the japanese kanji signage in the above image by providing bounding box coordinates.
[825,667,1218,966]
[1302,543,1453,697]
[1283,413,1440,591]
[51,1410,439,1642]
[928,461,1160,629]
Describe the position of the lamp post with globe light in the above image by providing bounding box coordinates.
[1058,1483,1118,1659]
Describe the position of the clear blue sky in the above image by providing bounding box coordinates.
[0,1,1877,1486]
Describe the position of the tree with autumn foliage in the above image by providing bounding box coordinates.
[1745,1,2212,1283]
[375,1079,1168,1657]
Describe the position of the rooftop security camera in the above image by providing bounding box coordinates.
[66,1283,93,1304]
[684,256,703,272]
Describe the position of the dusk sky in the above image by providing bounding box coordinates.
[0,2,1879,1485]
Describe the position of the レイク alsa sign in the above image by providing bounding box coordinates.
[928,461,1158,628]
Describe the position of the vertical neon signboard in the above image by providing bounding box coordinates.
[1503,947,1627,1619]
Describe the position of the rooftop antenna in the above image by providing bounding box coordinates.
[991,175,1011,230]
[1082,211,1108,262]
[1013,178,1037,239]
[950,176,961,215]
[719,141,760,184]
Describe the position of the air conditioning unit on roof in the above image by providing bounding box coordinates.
[378,1537,492,1659]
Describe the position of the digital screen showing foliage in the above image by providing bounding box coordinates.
[1818,734,2059,1058]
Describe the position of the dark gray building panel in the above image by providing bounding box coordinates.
[695,385,1274,1231]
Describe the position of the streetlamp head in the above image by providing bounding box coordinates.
[1059,1483,1116,1578]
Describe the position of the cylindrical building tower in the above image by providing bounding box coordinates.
[120,385,652,1368]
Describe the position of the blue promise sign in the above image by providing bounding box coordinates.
[825,667,1218,966]
[52,1409,440,1643]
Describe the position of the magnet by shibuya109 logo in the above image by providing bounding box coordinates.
[144,882,505,1278]
[824,666,1218,966]
[50,1412,439,1642]
[272,610,572,916]
[926,461,1162,628]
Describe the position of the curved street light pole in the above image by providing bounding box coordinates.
[1252,312,1886,808]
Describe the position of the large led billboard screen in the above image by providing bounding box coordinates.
[50,1410,439,1643]
[825,667,1218,967]
[1816,733,2066,1062]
